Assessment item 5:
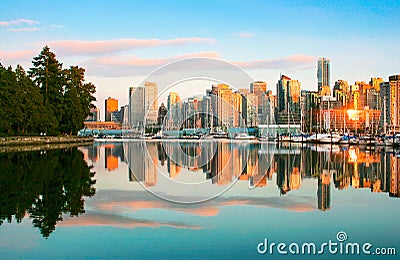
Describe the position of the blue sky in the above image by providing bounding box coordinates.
[1,0,399,117]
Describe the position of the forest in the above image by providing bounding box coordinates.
[0,46,96,136]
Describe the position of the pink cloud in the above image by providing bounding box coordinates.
[234,54,317,70]
[0,49,36,64]
[83,51,221,76]
[82,53,315,77]
[0,18,39,26]
[48,37,216,55]
[59,214,201,229]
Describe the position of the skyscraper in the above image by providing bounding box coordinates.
[144,81,159,125]
[277,75,291,112]
[380,75,400,130]
[105,97,118,122]
[129,86,145,129]
[250,81,267,118]
[317,58,330,92]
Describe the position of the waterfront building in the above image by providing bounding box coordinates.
[380,75,400,130]
[250,81,267,120]
[157,103,167,126]
[276,75,301,125]
[111,105,128,124]
[144,81,159,125]
[317,57,330,92]
[129,86,145,129]
[241,92,258,127]
[333,80,350,107]
[207,84,236,128]
[165,92,182,130]
[105,97,118,122]
[370,77,384,91]
[85,107,100,122]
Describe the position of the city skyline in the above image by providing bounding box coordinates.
[1,1,400,116]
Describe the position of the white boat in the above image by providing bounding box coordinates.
[307,133,340,143]
[319,134,342,144]
[234,133,257,140]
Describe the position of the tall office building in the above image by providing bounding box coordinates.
[208,84,236,128]
[370,77,384,91]
[86,107,100,122]
[167,92,181,110]
[380,75,400,130]
[317,58,330,92]
[105,97,118,122]
[333,79,350,107]
[144,81,158,125]
[277,75,291,112]
[250,81,267,118]
[129,86,145,129]
[165,92,182,130]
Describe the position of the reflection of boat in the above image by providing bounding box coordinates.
[358,135,377,146]
[310,144,340,153]
[234,133,257,140]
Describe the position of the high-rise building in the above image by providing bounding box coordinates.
[86,107,100,122]
[380,75,400,130]
[157,103,167,125]
[167,92,181,110]
[241,92,258,127]
[333,80,350,107]
[129,86,145,129]
[370,77,384,91]
[276,75,301,124]
[250,81,267,118]
[165,92,182,130]
[144,81,158,125]
[317,58,330,92]
[105,97,118,122]
[277,75,291,112]
[207,84,236,128]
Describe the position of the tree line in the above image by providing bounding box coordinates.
[0,46,96,136]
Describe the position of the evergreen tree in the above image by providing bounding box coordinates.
[29,46,65,134]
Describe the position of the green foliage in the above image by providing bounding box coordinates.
[0,46,96,136]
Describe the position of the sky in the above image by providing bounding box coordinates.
[1,0,399,119]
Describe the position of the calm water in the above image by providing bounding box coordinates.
[1,140,400,258]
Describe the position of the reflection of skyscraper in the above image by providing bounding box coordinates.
[104,144,118,171]
[317,170,331,211]
[144,143,158,186]
[128,142,145,182]
[87,145,99,162]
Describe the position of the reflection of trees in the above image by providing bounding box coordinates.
[0,148,96,238]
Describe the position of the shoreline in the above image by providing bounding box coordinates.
[0,136,94,153]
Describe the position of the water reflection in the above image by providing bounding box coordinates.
[83,141,400,209]
[2,141,400,238]
[0,148,96,238]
